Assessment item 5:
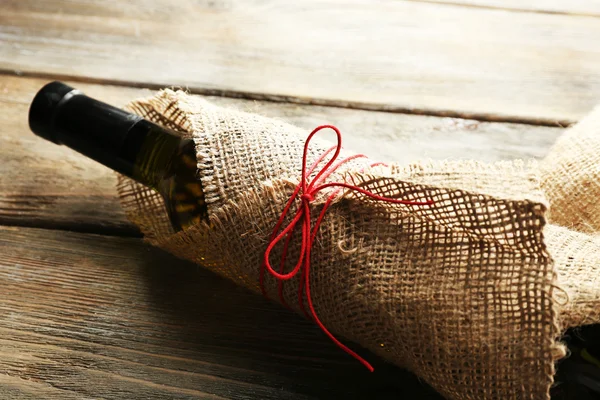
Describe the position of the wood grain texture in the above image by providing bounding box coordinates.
[0,225,444,399]
[2,0,600,123]
[421,0,600,16]
[0,2,588,399]
[0,75,563,234]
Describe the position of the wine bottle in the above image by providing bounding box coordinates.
[28,81,207,231]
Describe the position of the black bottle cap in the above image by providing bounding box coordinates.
[29,81,79,144]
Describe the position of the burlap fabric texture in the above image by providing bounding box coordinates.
[117,90,600,400]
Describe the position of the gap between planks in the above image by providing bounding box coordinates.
[0,70,572,128]
[4,0,599,124]
[404,0,600,18]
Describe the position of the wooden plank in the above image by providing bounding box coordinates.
[0,225,443,399]
[1,1,600,123]
[0,75,563,234]
[423,0,600,16]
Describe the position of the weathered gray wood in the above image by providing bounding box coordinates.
[2,1,600,123]
[0,75,564,234]
[0,2,589,399]
[0,225,443,399]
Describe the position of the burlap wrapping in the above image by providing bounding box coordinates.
[117,90,600,400]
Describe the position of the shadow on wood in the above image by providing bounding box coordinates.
[140,246,444,399]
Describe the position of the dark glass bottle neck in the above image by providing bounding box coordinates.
[125,120,183,189]
[29,81,183,188]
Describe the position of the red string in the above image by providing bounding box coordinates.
[259,125,433,372]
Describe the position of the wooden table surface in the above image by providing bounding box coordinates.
[1,1,599,399]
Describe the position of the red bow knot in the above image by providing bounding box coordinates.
[259,125,433,372]
[300,193,315,203]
